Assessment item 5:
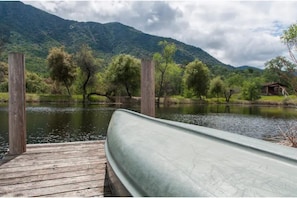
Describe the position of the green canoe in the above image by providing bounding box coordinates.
[105,109,297,196]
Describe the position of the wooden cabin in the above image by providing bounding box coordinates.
[261,82,288,96]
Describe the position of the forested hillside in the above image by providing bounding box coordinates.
[4,1,288,104]
[0,1,233,74]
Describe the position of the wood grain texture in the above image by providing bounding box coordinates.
[141,59,155,117]
[8,53,26,154]
[0,140,111,197]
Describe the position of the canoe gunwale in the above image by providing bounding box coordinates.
[117,109,297,163]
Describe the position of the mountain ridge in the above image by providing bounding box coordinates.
[0,1,236,74]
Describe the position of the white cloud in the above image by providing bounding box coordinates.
[23,0,297,68]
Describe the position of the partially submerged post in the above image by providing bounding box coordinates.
[8,53,26,154]
[141,59,155,117]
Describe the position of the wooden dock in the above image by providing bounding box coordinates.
[0,140,111,197]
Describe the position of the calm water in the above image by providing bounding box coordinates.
[1,103,297,158]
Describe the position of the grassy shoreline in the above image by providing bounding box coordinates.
[1,92,297,106]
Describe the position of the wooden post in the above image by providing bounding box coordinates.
[141,59,155,117]
[8,53,26,154]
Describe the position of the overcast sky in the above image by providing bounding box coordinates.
[23,0,297,69]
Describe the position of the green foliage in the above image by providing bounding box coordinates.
[0,23,9,56]
[166,64,183,95]
[0,61,8,92]
[0,92,8,102]
[210,65,233,78]
[154,40,177,102]
[157,41,177,64]
[183,59,210,99]
[26,71,50,93]
[281,23,297,64]
[0,61,8,82]
[241,80,262,101]
[47,46,77,96]
[75,44,101,102]
[264,56,297,92]
[105,54,141,98]
[0,81,8,92]
[226,73,244,88]
[262,23,297,95]
[209,76,225,99]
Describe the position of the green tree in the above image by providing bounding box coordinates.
[75,44,101,103]
[223,73,244,103]
[241,80,261,101]
[266,23,297,94]
[0,61,8,92]
[264,56,296,93]
[26,71,49,93]
[183,60,210,99]
[153,40,177,105]
[105,54,141,98]
[281,23,297,64]
[209,76,225,101]
[47,46,77,96]
[0,61,8,83]
[166,64,183,96]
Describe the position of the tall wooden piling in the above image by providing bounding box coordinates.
[8,53,26,154]
[141,59,155,117]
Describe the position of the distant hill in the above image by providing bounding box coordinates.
[236,65,263,71]
[0,1,234,74]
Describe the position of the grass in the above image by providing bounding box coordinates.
[1,92,297,106]
[0,92,8,102]
[258,95,297,105]
[0,92,109,103]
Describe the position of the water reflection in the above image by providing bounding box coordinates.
[156,104,297,140]
[1,103,297,159]
[25,105,115,144]
[0,104,116,158]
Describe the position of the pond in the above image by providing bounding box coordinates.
[1,103,297,158]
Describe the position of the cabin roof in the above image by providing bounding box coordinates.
[262,82,287,87]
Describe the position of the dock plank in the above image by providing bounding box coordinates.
[0,140,111,197]
[0,165,105,185]
[0,162,103,180]
[2,180,104,197]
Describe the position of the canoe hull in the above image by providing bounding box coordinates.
[105,160,131,196]
[105,109,297,196]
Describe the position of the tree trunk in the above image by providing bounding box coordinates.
[63,80,71,97]
[157,71,165,107]
[82,69,91,103]
[125,83,132,98]
[224,89,234,103]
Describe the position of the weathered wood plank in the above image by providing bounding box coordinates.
[0,154,105,169]
[0,141,104,166]
[0,140,109,197]
[2,180,105,197]
[6,145,104,158]
[27,140,103,147]
[25,142,104,153]
[141,59,155,117]
[0,174,104,194]
[46,187,104,197]
[24,145,104,154]
[0,158,105,173]
[26,141,104,149]
[0,162,103,180]
[0,165,105,185]
[8,53,26,155]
